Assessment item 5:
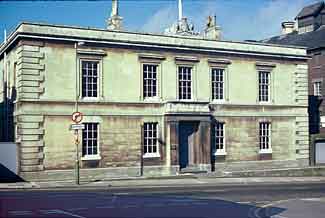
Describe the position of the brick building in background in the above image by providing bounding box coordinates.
[0,0,309,181]
[264,1,325,165]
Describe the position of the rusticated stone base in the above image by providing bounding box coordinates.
[213,158,309,175]
[20,165,179,182]
[18,159,310,182]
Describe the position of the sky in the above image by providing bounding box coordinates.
[0,0,321,43]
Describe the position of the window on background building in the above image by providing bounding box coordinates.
[82,123,99,157]
[81,60,99,98]
[143,64,158,99]
[259,122,271,152]
[212,68,224,100]
[143,122,159,157]
[13,62,17,88]
[314,81,322,96]
[259,71,270,102]
[178,66,192,100]
[214,122,226,154]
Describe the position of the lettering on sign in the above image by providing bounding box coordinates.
[70,124,85,130]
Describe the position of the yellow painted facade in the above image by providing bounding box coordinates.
[0,23,310,181]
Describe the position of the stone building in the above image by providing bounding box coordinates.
[0,0,310,181]
[264,1,325,165]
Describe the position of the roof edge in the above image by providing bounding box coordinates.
[0,22,309,59]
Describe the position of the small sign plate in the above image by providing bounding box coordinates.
[70,124,85,130]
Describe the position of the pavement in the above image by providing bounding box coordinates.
[1,175,325,190]
[255,197,325,218]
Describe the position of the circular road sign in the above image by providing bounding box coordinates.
[72,112,83,124]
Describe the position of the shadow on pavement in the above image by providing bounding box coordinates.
[0,163,24,183]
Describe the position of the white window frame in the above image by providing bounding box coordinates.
[81,122,101,160]
[259,122,272,154]
[142,63,160,101]
[143,122,160,158]
[214,122,227,155]
[80,59,101,101]
[178,65,193,101]
[211,68,225,102]
[314,81,322,96]
[258,71,271,103]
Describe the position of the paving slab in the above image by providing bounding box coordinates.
[1,176,325,191]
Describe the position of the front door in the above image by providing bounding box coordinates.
[179,122,198,169]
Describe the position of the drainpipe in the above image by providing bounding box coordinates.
[74,42,80,185]
[3,29,7,141]
[3,29,7,96]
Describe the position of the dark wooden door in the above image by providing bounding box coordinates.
[179,122,197,169]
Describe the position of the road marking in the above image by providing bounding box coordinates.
[114,192,129,195]
[69,208,88,211]
[8,211,33,216]
[248,206,260,218]
[237,201,252,204]
[270,215,288,218]
[39,209,86,218]
[253,199,295,218]
[301,198,323,201]
[96,206,115,209]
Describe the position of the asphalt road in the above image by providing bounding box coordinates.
[1,182,325,218]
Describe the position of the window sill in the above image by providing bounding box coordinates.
[259,149,272,154]
[214,151,227,156]
[143,97,161,102]
[80,97,102,102]
[143,153,161,158]
[81,155,101,161]
[258,101,272,105]
[211,100,226,104]
[176,99,195,102]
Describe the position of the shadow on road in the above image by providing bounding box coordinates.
[0,163,24,183]
[0,191,286,218]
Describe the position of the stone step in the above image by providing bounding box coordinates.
[180,167,207,174]
[209,166,325,178]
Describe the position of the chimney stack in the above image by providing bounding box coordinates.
[107,0,123,31]
[281,21,295,35]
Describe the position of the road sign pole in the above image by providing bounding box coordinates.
[71,112,83,185]
[75,129,80,185]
